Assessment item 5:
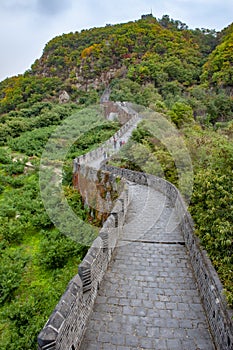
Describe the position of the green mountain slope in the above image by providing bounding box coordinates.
[1,15,232,122]
[0,15,233,350]
[202,23,233,93]
[30,15,218,96]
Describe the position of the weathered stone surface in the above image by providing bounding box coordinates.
[38,326,58,348]
[80,184,215,350]
[49,312,64,331]
[59,90,70,103]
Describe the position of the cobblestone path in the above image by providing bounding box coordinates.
[80,184,215,350]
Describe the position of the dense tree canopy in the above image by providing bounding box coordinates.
[201,23,233,93]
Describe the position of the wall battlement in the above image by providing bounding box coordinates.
[38,102,233,350]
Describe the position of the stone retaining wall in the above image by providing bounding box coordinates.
[102,101,137,124]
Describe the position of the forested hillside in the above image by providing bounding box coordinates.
[202,23,233,93]
[0,15,232,349]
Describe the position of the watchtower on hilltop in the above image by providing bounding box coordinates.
[141,13,153,20]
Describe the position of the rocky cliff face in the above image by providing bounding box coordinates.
[75,66,127,91]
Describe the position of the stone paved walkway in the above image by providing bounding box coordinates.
[80,184,215,350]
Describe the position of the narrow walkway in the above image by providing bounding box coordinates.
[80,184,215,350]
[88,111,140,170]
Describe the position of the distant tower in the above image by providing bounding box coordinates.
[141,12,153,20]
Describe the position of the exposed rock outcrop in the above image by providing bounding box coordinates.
[59,90,70,104]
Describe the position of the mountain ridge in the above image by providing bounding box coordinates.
[0,15,232,117]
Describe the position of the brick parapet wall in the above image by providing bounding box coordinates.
[38,101,137,350]
[38,184,130,350]
[38,100,232,350]
[101,164,233,350]
[73,106,139,173]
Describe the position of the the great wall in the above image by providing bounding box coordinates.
[38,99,233,350]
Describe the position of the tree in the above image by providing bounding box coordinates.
[169,102,194,128]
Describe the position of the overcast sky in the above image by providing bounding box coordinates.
[0,0,232,82]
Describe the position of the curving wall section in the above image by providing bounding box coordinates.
[101,163,233,350]
[38,102,233,350]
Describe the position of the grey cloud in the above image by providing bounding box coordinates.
[36,0,72,15]
[0,0,72,15]
[0,0,35,12]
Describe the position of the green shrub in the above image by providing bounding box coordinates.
[37,230,88,270]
